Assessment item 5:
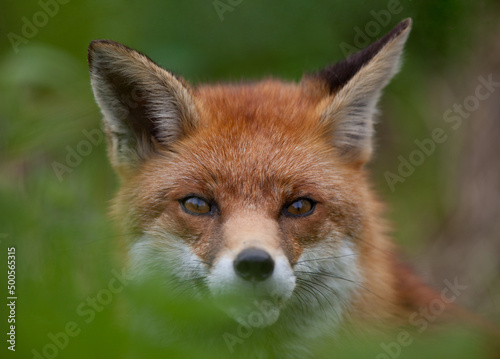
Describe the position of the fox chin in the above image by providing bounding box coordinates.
[87,18,472,357]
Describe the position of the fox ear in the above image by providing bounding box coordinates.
[307,18,411,166]
[88,40,198,176]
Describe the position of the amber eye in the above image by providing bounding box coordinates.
[180,196,212,215]
[284,198,315,217]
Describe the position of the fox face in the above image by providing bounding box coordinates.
[89,19,414,351]
[120,82,366,328]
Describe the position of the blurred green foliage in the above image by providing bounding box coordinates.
[1,0,499,358]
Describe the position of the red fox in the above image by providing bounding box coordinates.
[87,19,493,357]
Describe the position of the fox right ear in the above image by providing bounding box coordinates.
[305,19,411,167]
[88,40,199,177]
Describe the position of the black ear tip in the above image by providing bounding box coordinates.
[88,39,110,67]
[398,18,412,32]
[384,18,411,45]
[88,39,123,54]
[87,43,96,67]
[88,39,111,54]
[87,40,128,67]
[308,17,412,94]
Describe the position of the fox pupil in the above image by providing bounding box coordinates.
[181,196,211,215]
[286,199,314,216]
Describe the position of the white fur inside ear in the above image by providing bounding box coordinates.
[320,25,410,164]
[88,41,199,175]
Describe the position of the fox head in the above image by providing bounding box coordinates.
[88,19,411,334]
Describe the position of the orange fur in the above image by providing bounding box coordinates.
[112,79,440,321]
[87,19,497,357]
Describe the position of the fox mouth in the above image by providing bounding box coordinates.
[213,291,284,328]
[205,251,297,328]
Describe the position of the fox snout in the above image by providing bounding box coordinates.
[199,213,297,325]
[208,213,296,296]
[233,248,275,282]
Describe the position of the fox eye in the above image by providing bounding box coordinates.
[284,198,315,217]
[180,196,211,215]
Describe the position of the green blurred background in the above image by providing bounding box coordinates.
[1,0,499,358]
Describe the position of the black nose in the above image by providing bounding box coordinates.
[233,248,274,282]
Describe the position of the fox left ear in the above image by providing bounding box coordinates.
[306,18,412,166]
[88,40,199,177]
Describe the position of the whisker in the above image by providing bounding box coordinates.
[296,272,354,310]
[295,278,343,322]
[295,278,325,311]
[292,287,308,309]
[292,254,357,265]
[192,259,210,267]
[297,278,334,308]
[309,278,350,311]
[295,270,380,299]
